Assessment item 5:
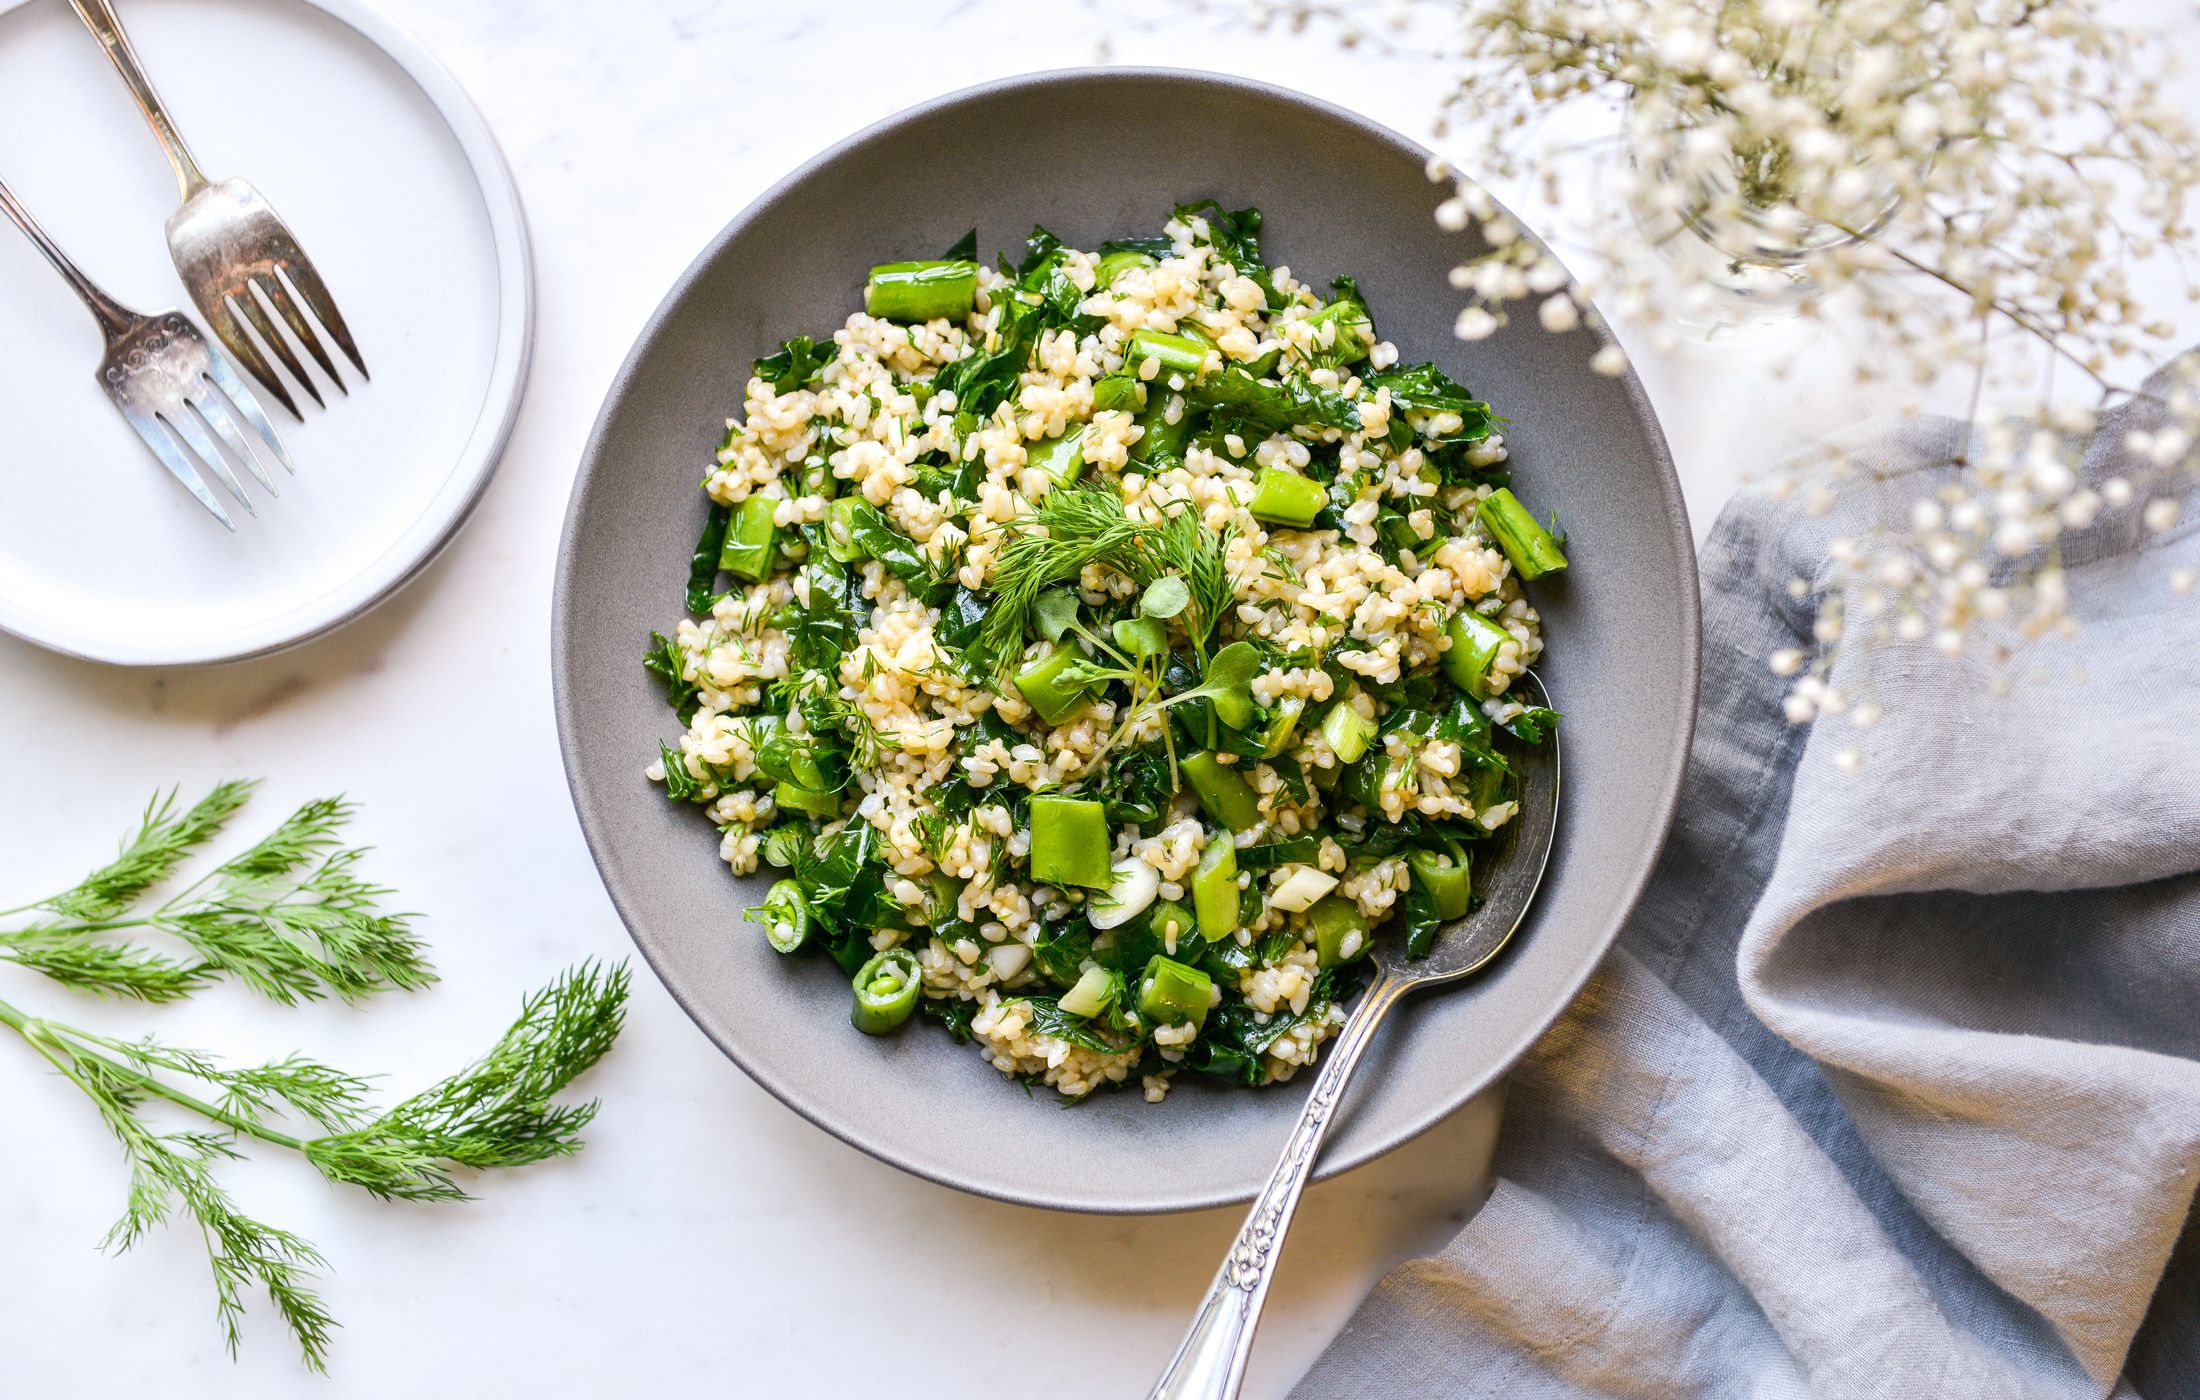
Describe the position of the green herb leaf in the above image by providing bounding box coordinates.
[752,335,835,394]
[1034,586,1082,643]
[1139,575,1192,619]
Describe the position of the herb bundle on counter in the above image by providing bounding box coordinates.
[0,781,628,1371]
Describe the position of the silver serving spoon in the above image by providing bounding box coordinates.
[1149,671,1561,1400]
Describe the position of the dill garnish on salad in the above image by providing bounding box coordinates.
[645,203,1564,1102]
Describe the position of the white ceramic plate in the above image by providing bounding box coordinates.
[0,0,530,665]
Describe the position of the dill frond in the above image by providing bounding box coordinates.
[0,787,433,1005]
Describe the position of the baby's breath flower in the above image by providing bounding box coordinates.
[1257,0,2200,738]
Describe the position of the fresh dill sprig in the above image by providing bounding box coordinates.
[305,962,630,1201]
[23,781,253,923]
[977,487,1149,667]
[978,487,1240,667]
[0,961,629,1371]
[0,785,433,1006]
[0,784,631,1370]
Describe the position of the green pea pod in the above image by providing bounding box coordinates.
[753,879,812,954]
[851,948,923,1034]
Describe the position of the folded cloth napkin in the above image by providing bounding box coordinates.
[1292,372,2200,1400]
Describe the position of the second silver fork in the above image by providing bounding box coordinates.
[0,175,291,529]
[70,0,367,421]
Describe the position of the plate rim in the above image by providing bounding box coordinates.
[0,0,535,668]
[554,65,1701,1213]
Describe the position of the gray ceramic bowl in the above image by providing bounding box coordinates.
[555,69,1698,1213]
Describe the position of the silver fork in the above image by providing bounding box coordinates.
[70,0,366,421]
[0,175,292,530]
[1150,672,1563,1400]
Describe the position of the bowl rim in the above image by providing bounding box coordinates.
[553,65,1701,1213]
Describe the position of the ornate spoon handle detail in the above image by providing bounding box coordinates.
[1148,966,1412,1400]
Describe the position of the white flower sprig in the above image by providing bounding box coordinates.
[1247,0,2200,742]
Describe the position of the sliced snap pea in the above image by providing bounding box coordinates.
[1091,373,1145,413]
[1407,848,1472,922]
[1192,836,1241,942]
[1182,752,1261,832]
[1443,608,1511,697]
[1309,896,1371,967]
[718,494,780,581]
[1014,640,1093,725]
[1138,954,1214,1029]
[1029,795,1113,889]
[1125,328,1210,380]
[865,260,978,323]
[754,879,811,954]
[1248,467,1325,529]
[1029,426,1088,485]
[1478,487,1569,580]
[850,948,923,1034]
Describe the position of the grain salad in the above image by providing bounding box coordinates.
[643,203,1566,1103]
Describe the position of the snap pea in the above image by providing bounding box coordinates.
[685,502,731,613]
[1125,328,1211,380]
[1477,487,1568,580]
[864,260,978,323]
[773,781,841,820]
[1134,391,1192,469]
[718,494,779,581]
[1095,248,1155,289]
[1443,608,1511,697]
[755,879,811,954]
[1091,373,1144,413]
[1309,896,1371,966]
[1014,639,1093,725]
[1138,954,1213,1029]
[1030,795,1113,889]
[1407,848,1472,921]
[1248,467,1326,529]
[1029,426,1088,485]
[1192,836,1240,942]
[1146,899,1199,956]
[1182,752,1261,832]
[850,948,923,1034]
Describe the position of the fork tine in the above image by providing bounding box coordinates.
[280,258,367,379]
[233,287,323,409]
[190,385,279,495]
[192,381,280,494]
[161,406,259,513]
[200,348,295,476]
[206,296,302,421]
[118,403,235,530]
[256,274,344,393]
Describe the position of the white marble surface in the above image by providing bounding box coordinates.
[6,1,2188,1396]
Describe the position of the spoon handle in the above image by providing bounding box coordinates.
[1148,965,1412,1400]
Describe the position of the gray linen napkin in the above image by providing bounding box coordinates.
[1292,379,2200,1399]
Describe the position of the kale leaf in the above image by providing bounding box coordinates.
[685,502,731,613]
[1185,367,1361,435]
[753,335,835,394]
[787,557,867,672]
[1173,200,1283,309]
[1018,994,1129,1053]
[921,995,978,1041]
[1505,707,1562,744]
[643,631,700,723]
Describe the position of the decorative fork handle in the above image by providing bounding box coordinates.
[68,0,210,200]
[1149,966,1413,1400]
[0,176,135,342]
